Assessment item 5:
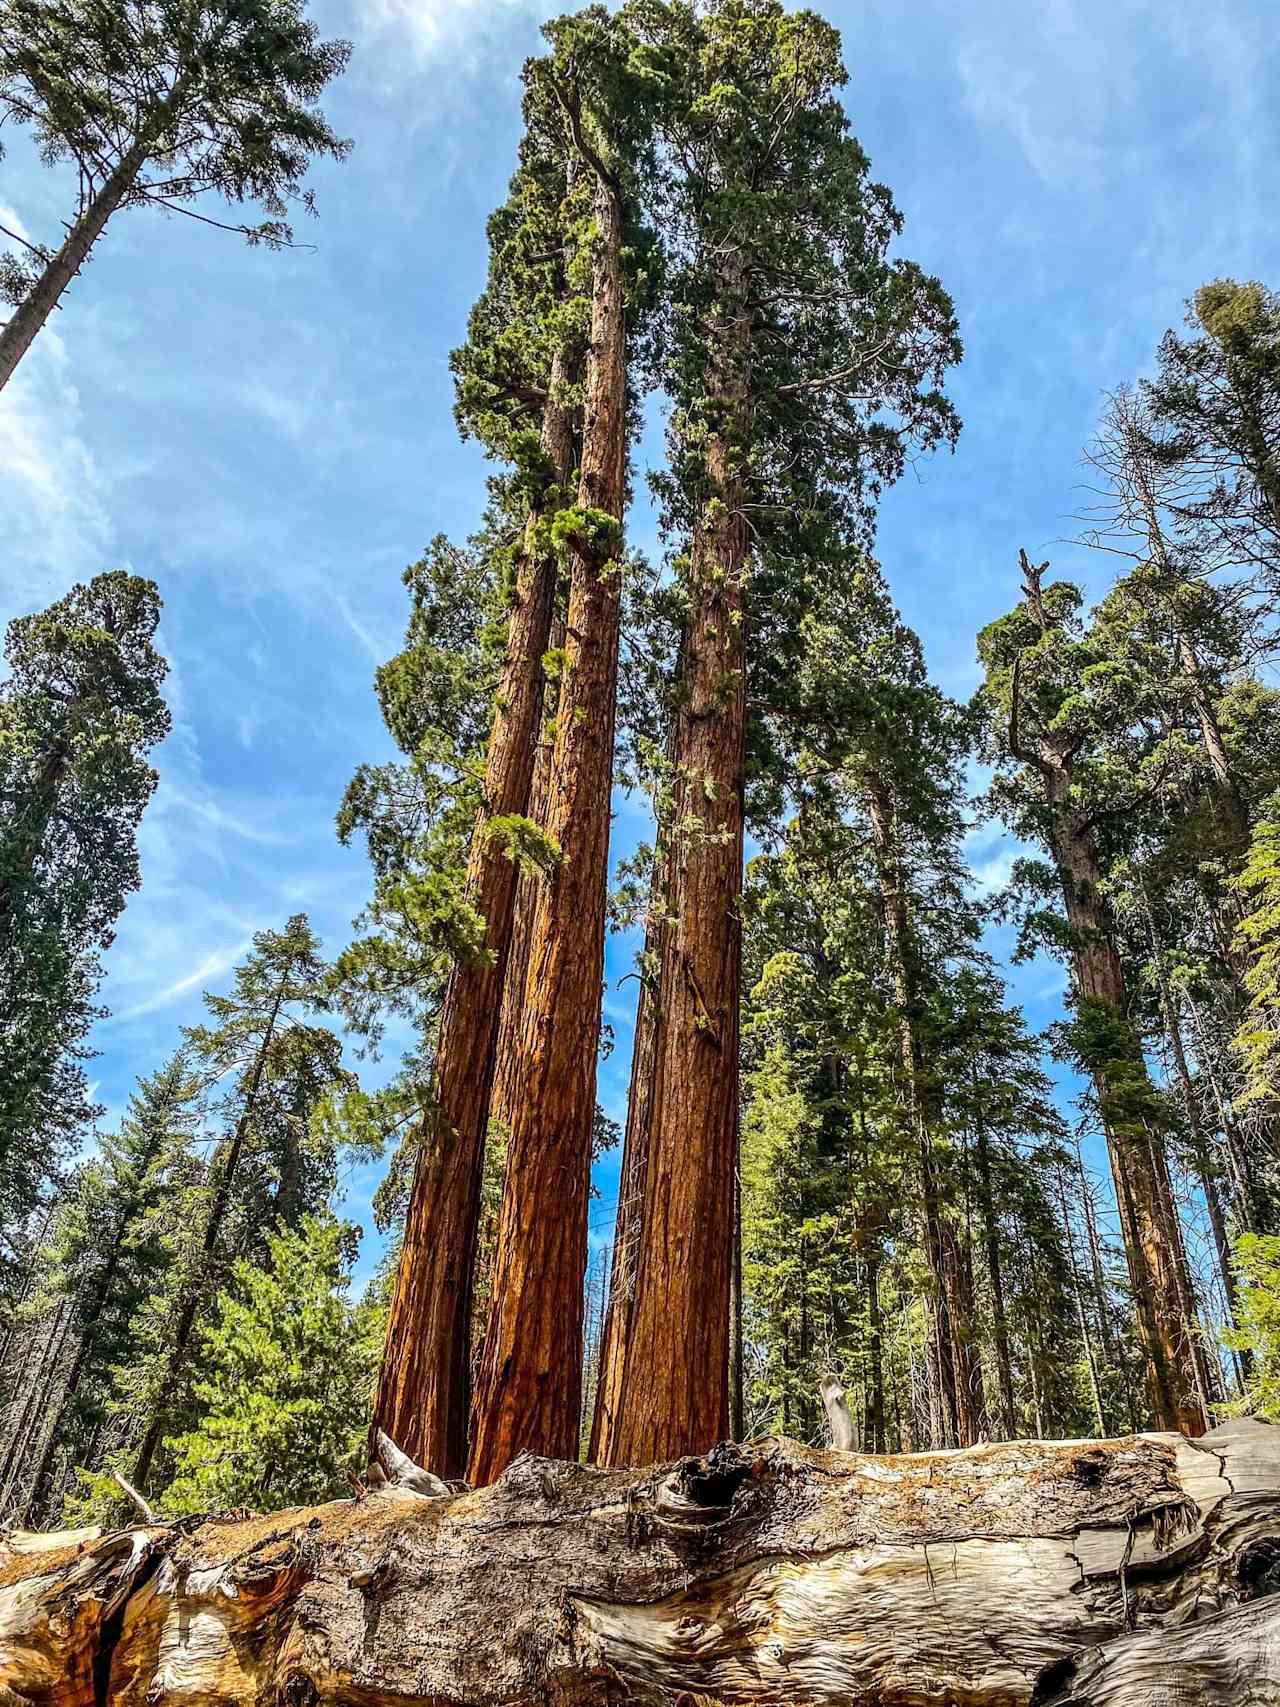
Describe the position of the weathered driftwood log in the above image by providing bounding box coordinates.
[1,1421,1279,1705]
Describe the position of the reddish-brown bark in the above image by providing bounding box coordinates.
[1052,797,1207,1436]
[588,906,659,1462]
[372,360,575,1479]
[467,175,628,1485]
[489,611,562,1138]
[603,274,749,1465]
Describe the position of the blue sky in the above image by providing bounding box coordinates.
[2,0,1277,1290]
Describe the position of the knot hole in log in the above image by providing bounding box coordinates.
[656,1444,754,1532]
[1240,1536,1280,1601]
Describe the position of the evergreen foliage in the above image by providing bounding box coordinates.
[160,1213,379,1515]
[0,0,351,384]
[0,572,169,1290]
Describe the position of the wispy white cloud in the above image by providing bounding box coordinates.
[0,268,113,613]
[111,938,253,1023]
[334,591,389,664]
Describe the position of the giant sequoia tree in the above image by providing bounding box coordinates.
[593,0,960,1468]
[372,108,589,1480]
[467,8,649,1485]
[0,0,350,390]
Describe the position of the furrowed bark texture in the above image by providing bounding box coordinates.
[373,357,576,1481]
[3,1422,1279,1705]
[467,174,627,1485]
[603,262,750,1469]
[489,603,565,1136]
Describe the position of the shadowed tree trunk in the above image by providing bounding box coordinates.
[372,353,576,1479]
[3,1422,1279,1705]
[467,167,628,1485]
[863,768,962,1449]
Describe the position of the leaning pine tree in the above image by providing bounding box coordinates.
[0,0,350,390]
[594,0,961,1468]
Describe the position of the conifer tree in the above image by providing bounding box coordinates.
[372,120,588,1477]
[0,0,350,390]
[596,0,960,1468]
[0,572,169,1288]
[126,914,344,1494]
[467,6,650,1484]
[161,1213,379,1515]
[5,1051,200,1523]
[1144,279,1280,569]
[976,554,1209,1434]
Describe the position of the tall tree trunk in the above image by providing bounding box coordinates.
[973,1110,1014,1438]
[864,1247,886,1454]
[601,257,749,1469]
[0,142,147,394]
[1051,799,1206,1436]
[1141,881,1247,1366]
[589,864,663,1462]
[373,355,575,1479]
[942,1223,984,1446]
[730,1160,744,1442]
[864,771,959,1451]
[1056,1169,1107,1437]
[467,172,627,1485]
[489,608,565,1134]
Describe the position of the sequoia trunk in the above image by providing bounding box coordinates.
[602,261,749,1468]
[373,356,575,1478]
[467,173,627,1484]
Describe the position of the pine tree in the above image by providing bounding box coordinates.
[4,1051,200,1524]
[0,0,350,390]
[975,554,1209,1434]
[126,914,345,1494]
[160,1214,379,1515]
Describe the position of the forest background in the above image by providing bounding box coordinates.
[2,0,1278,1304]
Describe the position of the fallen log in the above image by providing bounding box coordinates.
[1,1420,1278,1705]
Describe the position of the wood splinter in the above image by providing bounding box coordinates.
[373,1427,451,1498]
